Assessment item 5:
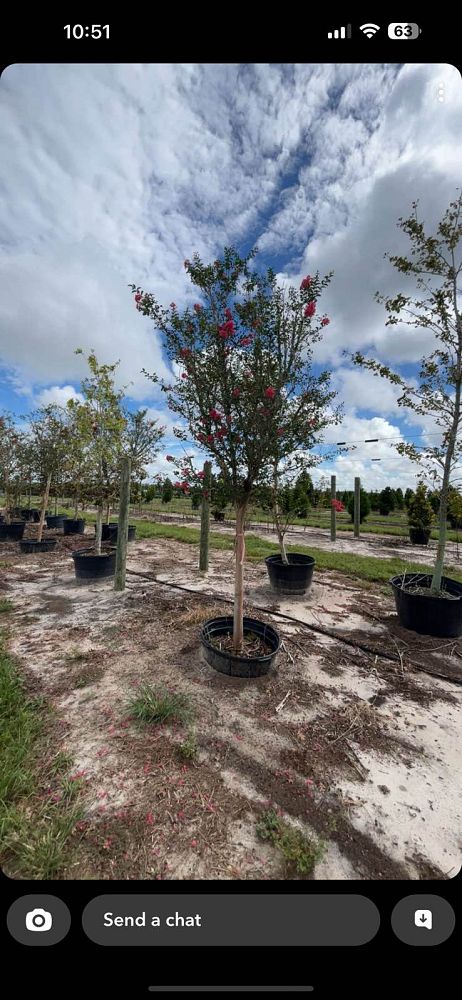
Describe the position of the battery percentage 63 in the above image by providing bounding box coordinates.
[388,23,421,39]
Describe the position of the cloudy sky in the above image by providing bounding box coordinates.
[1,62,461,488]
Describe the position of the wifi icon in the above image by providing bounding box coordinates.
[360,23,381,37]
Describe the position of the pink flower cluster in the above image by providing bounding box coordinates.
[264,387,276,399]
[304,301,316,318]
[218,319,235,339]
[331,499,345,513]
[300,275,312,290]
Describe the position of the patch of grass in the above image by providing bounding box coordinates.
[256,808,325,875]
[128,683,192,725]
[0,599,13,613]
[177,730,198,760]
[65,647,91,663]
[0,634,83,879]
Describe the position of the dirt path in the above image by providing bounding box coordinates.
[2,534,461,881]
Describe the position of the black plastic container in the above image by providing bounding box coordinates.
[389,573,462,638]
[20,538,57,554]
[72,547,116,581]
[46,515,67,530]
[63,518,86,535]
[409,527,431,545]
[99,523,136,542]
[265,553,315,595]
[0,521,26,541]
[20,508,42,522]
[200,616,280,677]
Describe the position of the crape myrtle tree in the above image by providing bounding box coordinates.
[73,350,127,555]
[351,194,462,593]
[28,405,70,542]
[133,246,333,651]
[64,401,92,518]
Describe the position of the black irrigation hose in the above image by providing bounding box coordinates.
[125,568,462,684]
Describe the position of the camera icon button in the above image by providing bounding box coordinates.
[7,895,71,946]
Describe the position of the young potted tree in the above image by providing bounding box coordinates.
[133,247,335,674]
[352,194,462,637]
[61,401,89,534]
[0,413,26,540]
[20,405,69,553]
[264,453,336,596]
[71,351,127,581]
[407,482,434,545]
[105,408,164,542]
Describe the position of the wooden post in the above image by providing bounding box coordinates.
[114,456,131,592]
[354,476,361,539]
[199,461,211,572]
[330,474,336,542]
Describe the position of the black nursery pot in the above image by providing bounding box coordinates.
[0,521,26,541]
[20,538,57,554]
[63,518,86,535]
[46,515,67,530]
[389,573,462,638]
[265,553,315,595]
[100,523,136,542]
[201,616,280,677]
[409,527,431,545]
[72,547,116,581]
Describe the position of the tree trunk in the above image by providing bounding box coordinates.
[95,504,104,555]
[277,525,288,564]
[105,502,111,525]
[38,473,52,543]
[114,457,131,592]
[233,501,248,652]
[28,476,32,510]
[431,424,460,592]
[74,494,79,519]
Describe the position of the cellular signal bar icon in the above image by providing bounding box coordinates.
[328,25,352,39]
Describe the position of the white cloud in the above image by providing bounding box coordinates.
[1,60,461,480]
[36,384,83,408]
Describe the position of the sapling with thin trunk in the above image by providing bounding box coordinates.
[351,194,462,595]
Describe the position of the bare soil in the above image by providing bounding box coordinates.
[1,527,461,881]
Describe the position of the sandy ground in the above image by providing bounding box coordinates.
[1,530,461,882]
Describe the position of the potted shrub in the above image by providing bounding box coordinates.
[20,405,69,554]
[134,247,337,674]
[264,462,332,595]
[0,413,26,540]
[70,351,127,581]
[407,483,433,545]
[352,194,462,637]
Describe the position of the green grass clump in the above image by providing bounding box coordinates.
[128,683,192,725]
[177,730,198,760]
[0,635,83,878]
[256,808,325,875]
[0,599,13,614]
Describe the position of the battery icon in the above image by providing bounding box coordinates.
[388,23,421,39]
